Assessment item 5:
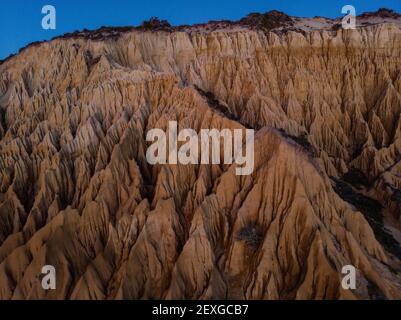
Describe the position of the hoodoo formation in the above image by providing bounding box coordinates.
[1,9,401,299]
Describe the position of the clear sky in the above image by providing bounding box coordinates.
[1,0,400,60]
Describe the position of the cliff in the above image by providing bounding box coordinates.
[1,10,401,299]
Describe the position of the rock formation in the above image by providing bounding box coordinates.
[1,9,401,300]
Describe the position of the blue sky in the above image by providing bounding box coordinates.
[1,0,400,60]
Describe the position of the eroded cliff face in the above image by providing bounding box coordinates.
[1,11,401,300]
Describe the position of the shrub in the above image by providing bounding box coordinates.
[140,17,171,31]
[236,223,263,249]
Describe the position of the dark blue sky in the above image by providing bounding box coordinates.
[1,0,400,60]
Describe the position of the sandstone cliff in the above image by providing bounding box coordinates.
[1,10,401,299]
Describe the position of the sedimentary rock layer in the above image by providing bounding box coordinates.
[1,10,401,299]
